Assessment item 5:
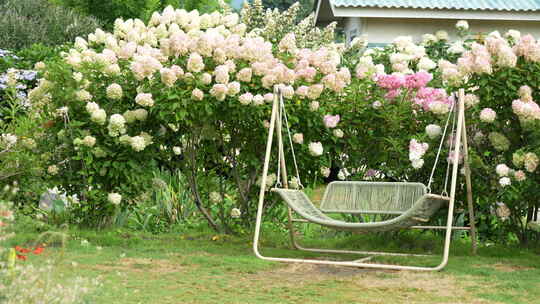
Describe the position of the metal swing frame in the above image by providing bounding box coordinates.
[253,88,478,271]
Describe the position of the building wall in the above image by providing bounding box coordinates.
[344,17,540,44]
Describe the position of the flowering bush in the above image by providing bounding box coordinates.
[35,1,349,228]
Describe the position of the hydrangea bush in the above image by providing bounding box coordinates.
[37,2,348,229]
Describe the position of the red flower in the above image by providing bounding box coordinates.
[16,254,27,261]
[15,246,31,254]
[33,247,44,255]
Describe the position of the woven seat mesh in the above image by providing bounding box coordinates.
[320,182,427,214]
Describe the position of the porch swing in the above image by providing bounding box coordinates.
[252,87,478,271]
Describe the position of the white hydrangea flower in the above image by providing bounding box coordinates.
[411,158,424,169]
[417,57,436,71]
[135,93,154,107]
[76,90,92,102]
[448,41,465,54]
[320,166,330,178]
[230,208,241,219]
[456,20,469,31]
[480,108,496,123]
[505,30,521,41]
[90,109,107,125]
[425,124,442,139]
[1,133,18,149]
[435,30,449,41]
[209,191,223,203]
[86,102,100,114]
[496,164,510,177]
[499,177,511,187]
[108,192,122,205]
[308,142,323,156]
[333,129,344,138]
[133,109,148,121]
[130,136,146,151]
[292,133,304,144]
[82,135,96,147]
[192,88,204,100]
[48,165,59,175]
[106,83,123,100]
[73,72,83,82]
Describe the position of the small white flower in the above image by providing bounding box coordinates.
[499,177,511,187]
[135,93,154,107]
[82,135,96,147]
[173,146,181,155]
[417,57,436,71]
[0,133,17,148]
[308,142,323,156]
[48,165,59,175]
[333,129,344,138]
[320,167,331,178]
[480,108,496,123]
[230,208,241,218]
[435,30,449,41]
[411,159,424,169]
[456,20,469,31]
[130,136,146,151]
[496,164,510,177]
[35,61,46,70]
[86,102,100,114]
[108,192,122,205]
[372,101,382,109]
[209,191,222,203]
[76,90,92,102]
[292,133,304,144]
[425,124,442,139]
[505,30,521,41]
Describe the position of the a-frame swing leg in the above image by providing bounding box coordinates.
[460,106,478,255]
[253,88,467,271]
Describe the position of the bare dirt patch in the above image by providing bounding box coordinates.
[253,263,499,304]
[490,262,534,272]
[89,257,185,274]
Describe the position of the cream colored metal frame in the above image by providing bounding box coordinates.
[253,88,476,271]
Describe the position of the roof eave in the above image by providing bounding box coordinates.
[332,6,540,21]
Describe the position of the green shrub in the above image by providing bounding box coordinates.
[0,0,101,50]
[51,0,226,28]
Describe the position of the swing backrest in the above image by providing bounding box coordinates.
[319,182,427,215]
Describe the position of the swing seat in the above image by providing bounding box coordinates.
[273,182,449,232]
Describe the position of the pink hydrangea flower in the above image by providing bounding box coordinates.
[404,71,433,89]
[323,114,340,128]
[377,74,406,90]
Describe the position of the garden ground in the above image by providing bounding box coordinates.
[12,226,540,304]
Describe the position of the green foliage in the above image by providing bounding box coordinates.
[0,0,101,50]
[262,0,315,20]
[51,0,226,28]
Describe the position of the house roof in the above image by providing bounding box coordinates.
[330,0,540,12]
[315,0,540,25]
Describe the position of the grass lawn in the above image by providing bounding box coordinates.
[11,224,540,304]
